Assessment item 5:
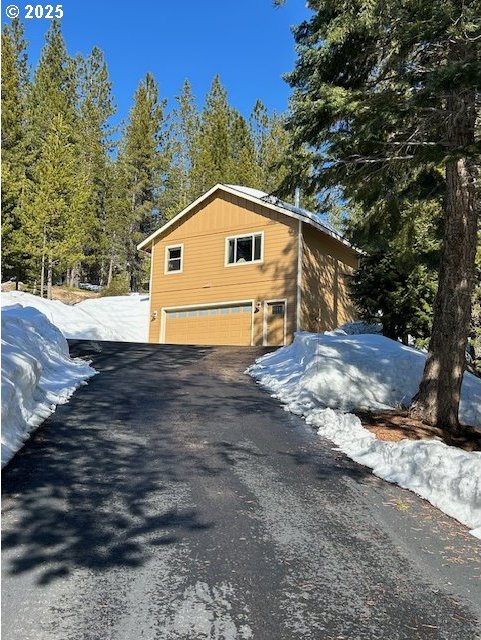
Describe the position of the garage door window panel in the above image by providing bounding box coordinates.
[226,233,263,265]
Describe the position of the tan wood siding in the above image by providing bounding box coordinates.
[301,226,358,332]
[148,192,298,344]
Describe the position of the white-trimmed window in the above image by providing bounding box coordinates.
[165,244,183,273]
[226,232,263,266]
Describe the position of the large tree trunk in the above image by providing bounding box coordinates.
[40,227,46,298]
[107,256,113,287]
[69,263,80,288]
[99,259,105,287]
[410,90,479,432]
[47,256,53,300]
[40,254,45,299]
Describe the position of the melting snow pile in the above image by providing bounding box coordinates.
[1,291,149,342]
[248,332,481,537]
[1,305,96,467]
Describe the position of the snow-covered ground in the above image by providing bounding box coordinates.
[1,304,96,467]
[1,291,149,342]
[248,332,481,537]
[1,291,148,465]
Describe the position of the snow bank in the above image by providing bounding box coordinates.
[248,332,481,536]
[1,291,149,342]
[306,409,481,538]
[333,321,383,335]
[1,305,96,467]
[76,294,149,342]
[250,332,481,426]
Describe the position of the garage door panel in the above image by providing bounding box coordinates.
[165,304,252,346]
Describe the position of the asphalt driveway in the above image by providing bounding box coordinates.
[2,342,480,639]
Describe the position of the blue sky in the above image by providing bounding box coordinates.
[7,0,311,125]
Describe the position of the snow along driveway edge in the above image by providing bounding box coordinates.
[1,304,97,467]
[248,368,481,540]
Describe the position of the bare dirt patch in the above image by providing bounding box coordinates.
[1,282,22,292]
[1,282,100,304]
[49,286,100,304]
[356,409,481,452]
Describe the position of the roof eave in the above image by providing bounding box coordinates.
[136,183,362,255]
[136,183,223,251]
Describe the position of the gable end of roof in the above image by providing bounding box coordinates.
[137,183,360,254]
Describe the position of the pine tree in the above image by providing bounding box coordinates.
[189,76,264,195]
[161,79,199,219]
[190,76,231,196]
[249,103,317,208]
[116,73,166,291]
[1,20,27,149]
[76,47,116,285]
[162,79,301,221]
[229,109,260,187]
[250,100,269,162]
[1,19,31,285]
[21,19,78,292]
[282,0,480,432]
[345,162,444,342]
[23,114,93,298]
[103,157,130,286]
[27,20,76,152]
[259,111,291,193]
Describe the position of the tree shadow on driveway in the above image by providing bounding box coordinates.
[2,340,386,588]
[2,344,224,586]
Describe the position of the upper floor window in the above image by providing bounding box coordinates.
[226,233,263,266]
[165,244,183,273]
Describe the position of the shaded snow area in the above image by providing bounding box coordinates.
[334,321,383,335]
[1,305,96,467]
[1,291,149,342]
[248,332,481,538]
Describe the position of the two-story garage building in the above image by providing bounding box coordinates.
[137,184,360,346]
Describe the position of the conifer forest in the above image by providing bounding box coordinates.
[2,5,480,428]
[2,19,297,295]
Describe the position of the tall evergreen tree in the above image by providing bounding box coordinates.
[190,75,232,196]
[229,109,260,187]
[1,19,30,284]
[102,157,130,286]
[76,47,116,285]
[27,20,76,151]
[250,101,317,207]
[23,114,93,298]
[116,73,166,290]
[189,76,268,196]
[250,100,269,163]
[161,79,199,219]
[18,19,84,293]
[258,111,291,194]
[282,0,480,432]
[347,166,444,342]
